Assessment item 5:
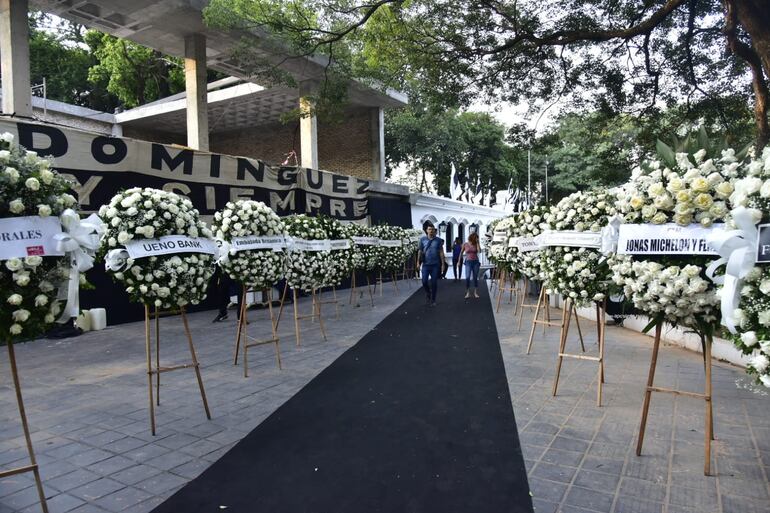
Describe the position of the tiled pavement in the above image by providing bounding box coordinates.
[0,281,415,513]
[1,278,769,513]
[492,283,770,513]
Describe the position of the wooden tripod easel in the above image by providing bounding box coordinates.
[348,272,375,307]
[527,287,585,354]
[232,286,282,377]
[144,305,211,436]
[1,341,48,513]
[275,283,328,346]
[495,269,520,313]
[552,298,607,406]
[317,286,341,320]
[637,323,715,475]
[517,277,540,330]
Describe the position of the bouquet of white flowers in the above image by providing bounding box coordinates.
[372,224,406,272]
[541,190,618,306]
[1,133,79,339]
[611,147,740,331]
[318,216,355,287]
[714,147,770,387]
[503,206,551,280]
[214,200,286,290]
[348,224,379,271]
[488,216,516,273]
[402,228,421,263]
[99,188,216,309]
[284,215,332,292]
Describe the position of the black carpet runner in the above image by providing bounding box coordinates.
[152,280,532,513]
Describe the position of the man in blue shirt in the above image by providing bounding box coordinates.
[418,224,446,306]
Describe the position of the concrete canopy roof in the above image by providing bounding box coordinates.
[29,0,408,113]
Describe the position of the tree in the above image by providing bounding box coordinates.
[84,31,186,109]
[204,0,770,150]
[28,12,118,111]
[385,105,516,198]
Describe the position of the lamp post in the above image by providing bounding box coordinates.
[527,142,531,210]
[545,157,549,204]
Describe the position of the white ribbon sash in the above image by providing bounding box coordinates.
[352,236,379,246]
[516,237,542,252]
[617,223,720,255]
[0,216,64,259]
[288,238,331,251]
[535,230,602,248]
[492,231,508,243]
[54,210,105,322]
[508,237,519,248]
[705,207,759,333]
[330,239,351,250]
[124,235,219,259]
[379,239,402,248]
[231,235,286,252]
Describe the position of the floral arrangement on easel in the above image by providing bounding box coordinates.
[541,190,618,306]
[372,224,406,272]
[610,144,741,332]
[508,206,549,281]
[213,200,286,290]
[0,133,88,339]
[99,188,216,309]
[318,216,354,287]
[711,146,770,387]
[284,214,331,292]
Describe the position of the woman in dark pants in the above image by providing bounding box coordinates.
[418,224,446,306]
[451,237,463,281]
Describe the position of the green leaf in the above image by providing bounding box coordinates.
[656,139,677,168]
[641,316,661,334]
[736,142,753,161]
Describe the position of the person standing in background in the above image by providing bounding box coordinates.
[451,237,463,282]
[418,224,446,306]
[460,232,481,299]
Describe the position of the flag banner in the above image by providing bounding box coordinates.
[0,119,369,221]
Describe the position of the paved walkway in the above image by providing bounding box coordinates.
[1,278,769,513]
[493,282,770,513]
[0,281,416,513]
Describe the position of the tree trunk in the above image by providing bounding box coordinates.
[724,0,770,151]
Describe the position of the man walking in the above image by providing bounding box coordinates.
[418,223,446,306]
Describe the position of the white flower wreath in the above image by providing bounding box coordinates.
[214,200,286,290]
[318,216,355,287]
[541,190,618,306]
[99,188,216,309]
[349,224,379,272]
[611,148,739,330]
[1,133,78,339]
[716,147,770,387]
[372,224,406,272]
[284,215,332,292]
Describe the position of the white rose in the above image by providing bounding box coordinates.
[7,294,23,305]
[24,256,42,267]
[4,166,20,183]
[714,181,734,199]
[760,374,770,388]
[40,169,54,185]
[740,331,758,347]
[9,324,22,335]
[9,199,24,214]
[24,177,40,191]
[37,204,52,217]
[758,310,770,327]
[749,354,770,373]
[5,258,23,271]
[12,309,30,322]
[34,294,49,307]
[760,180,770,198]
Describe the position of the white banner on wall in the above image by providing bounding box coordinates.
[618,223,721,255]
[0,216,64,260]
[124,235,219,259]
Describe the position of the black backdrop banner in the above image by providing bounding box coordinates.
[0,119,369,220]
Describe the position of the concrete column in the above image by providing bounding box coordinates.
[370,107,385,181]
[299,83,318,169]
[184,33,209,151]
[0,0,32,117]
